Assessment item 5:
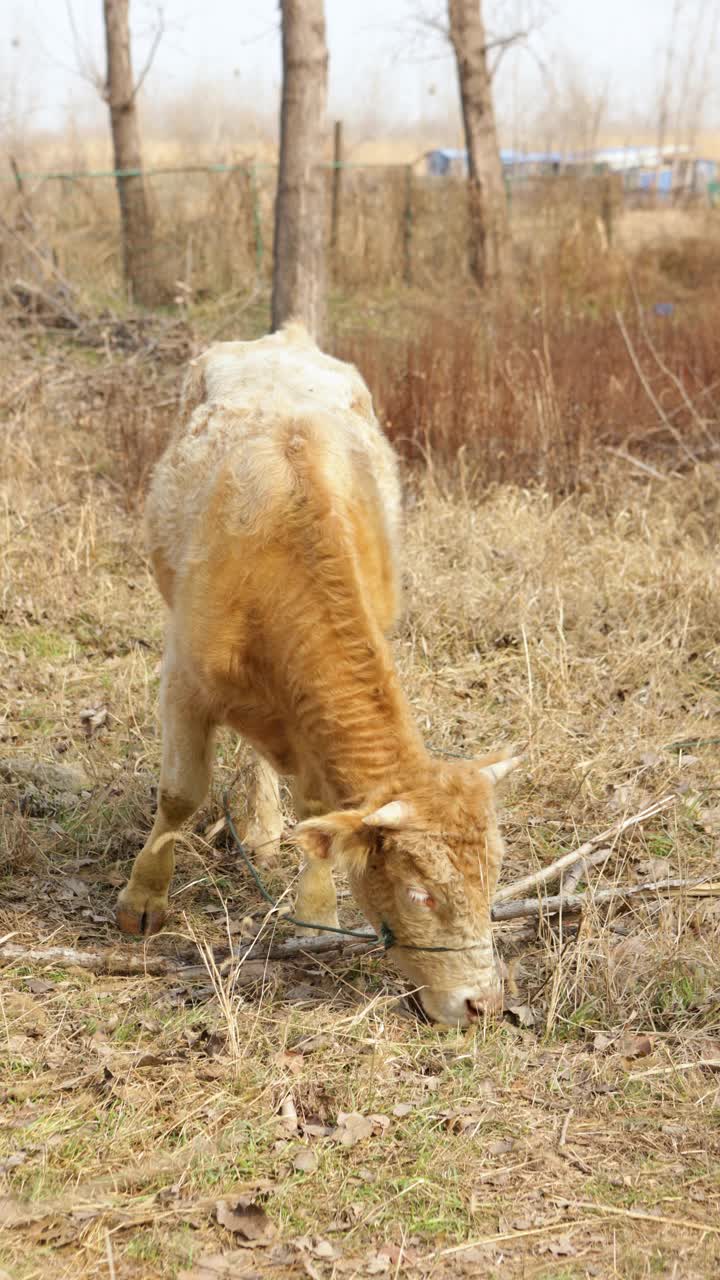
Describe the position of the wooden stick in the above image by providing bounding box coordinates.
[492,876,720,922]
[224,930,378,966]
[560,846,613,897]
[495,796,675,903]
[0,933,379,977]
[5,875,717,978]
[0,943,186,976]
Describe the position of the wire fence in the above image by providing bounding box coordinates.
[1,160,716,310]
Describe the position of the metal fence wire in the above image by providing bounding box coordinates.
[1,160,713,308]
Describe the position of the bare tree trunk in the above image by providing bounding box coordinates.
[448,0,512,287]
[271,0,328,338]
[103,0,156,305]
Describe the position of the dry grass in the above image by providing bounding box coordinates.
[6,150,717,306]
[1,292,720,1278]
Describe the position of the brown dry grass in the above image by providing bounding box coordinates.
[1,283,720,1278]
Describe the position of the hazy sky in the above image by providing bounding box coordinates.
[2,1,718,140]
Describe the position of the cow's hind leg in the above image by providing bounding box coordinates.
[116,666,214,937]
[291,778,339,936]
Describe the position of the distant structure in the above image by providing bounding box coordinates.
[422,143,718,197]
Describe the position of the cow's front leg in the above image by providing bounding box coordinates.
[291,777,339,935]
[243,753,284,859]
[116,667,214,937]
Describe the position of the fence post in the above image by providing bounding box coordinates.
[248,163,264,274]
[330,120,343,272]
[403,164,413,286]
[600,173,613,248]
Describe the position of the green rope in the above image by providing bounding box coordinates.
[1,160,411,184]
[223,794,378,941]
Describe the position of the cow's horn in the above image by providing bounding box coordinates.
[479,755,522,784]
[362,800,413,829]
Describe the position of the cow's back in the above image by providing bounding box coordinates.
[145,325,401,645]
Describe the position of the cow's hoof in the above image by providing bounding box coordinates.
[115,886,168,937]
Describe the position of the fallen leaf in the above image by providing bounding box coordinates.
[302,1122,333,1138]
[333,1112,374,1147]
[699,806,720,835]
[295,1235,338,1260]
[504,1001,536,1027]
[279,1094,298,1133]
[79,706,108,736]
[293,1149,318,1173]
[617,1032,653,1061]
[487,1138,514,1156]
[276,1050,304,1076]
[134,1053,166,1068]
[593,1032,614,1053]
[640,751,663,768]
[179,1251,263,1279]
[215,1196,276,1242]
[365,1253,392,1275]
[392,1102,414,1117]
[539,1236,576,1257]
[64,876,89,898]
[635,856,672,882]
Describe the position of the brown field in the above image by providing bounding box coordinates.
[1,192,720,1280]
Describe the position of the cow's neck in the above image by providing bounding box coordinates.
[281,610,428,806]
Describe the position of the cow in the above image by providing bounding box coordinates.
[116,323,520,1024]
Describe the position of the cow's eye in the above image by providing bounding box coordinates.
[407,886,434,907]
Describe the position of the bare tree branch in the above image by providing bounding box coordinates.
[129,3,165,104]
[64,0,104,92]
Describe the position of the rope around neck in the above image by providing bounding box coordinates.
[222,793,489,955]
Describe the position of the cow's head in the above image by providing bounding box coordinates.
[293,752,519,1025]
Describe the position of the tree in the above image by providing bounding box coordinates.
[102,0,158,304]
[271,0,329,338]
[448,0,512,287]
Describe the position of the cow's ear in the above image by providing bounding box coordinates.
[292,810,369,865]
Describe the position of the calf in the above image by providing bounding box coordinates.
[117,324,519,1024]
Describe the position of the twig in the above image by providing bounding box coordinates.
[439,1218,598,1254]
[5,874,716,978]
[560,846,613,897]
[0,943,186,976]
[105,1229,117,1280]
[605,446,670,482]
[615,310,699,464]
[631,1059,720,1079]
[559,1199,720,1235]
[495,796,675,902]
[492,876,720,923]
[0,214,78,300]
[558,1107,574,1149]
[225,930,378,966]
[0,933,379,977]
[629,275,716,444]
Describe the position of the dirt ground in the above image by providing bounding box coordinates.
[1,315,720,1280]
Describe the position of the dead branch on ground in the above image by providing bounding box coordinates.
[495,795,675,902]
[3,870,719,976]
